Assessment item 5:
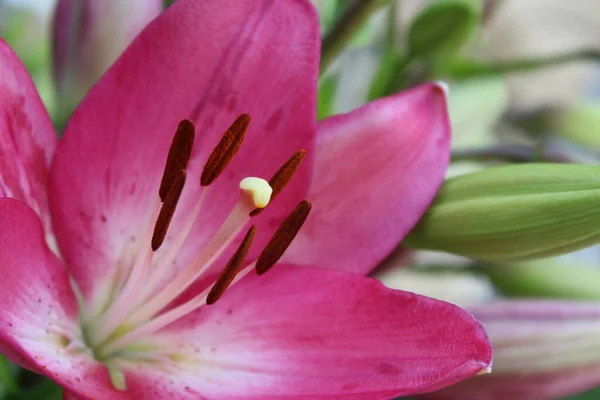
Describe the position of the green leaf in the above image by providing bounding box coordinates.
[367,48,406,101]
[0,355,20,396]
[562,387,600,400]
[317,74,339,121]
[9,378,62,400]
[408,0,481,62]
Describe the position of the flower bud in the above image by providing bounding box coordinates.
[52,0,162,120]
[484,257,600,300]
[408,0,481,61]
[404,164,600,262]
[555,101,600,150]
[422,300,600,400]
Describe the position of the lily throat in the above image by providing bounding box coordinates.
[59,115,311,390]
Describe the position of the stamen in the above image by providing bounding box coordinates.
[256,200,312,275]
[206,225,256,305]
[200,114,251,186]
[134,189,208,306]
[85,198,163,345]
[97,260,258,358]
[250,149,306,216]
[124,197,252,327]
[159,120,195,201]
[152,170,186,251]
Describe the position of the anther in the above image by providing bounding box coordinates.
[250,149,306,216]
[255,200,311,275]
[206,225,256,305]
[152,170,186,251]
[159,120,195,201]
[201,114,251,187]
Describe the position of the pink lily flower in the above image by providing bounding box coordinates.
[422,300,600,400]
[0,0,491,398]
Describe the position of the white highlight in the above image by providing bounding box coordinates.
[434,80,450,96]
[240,177,273,208]
[477,365,493,375]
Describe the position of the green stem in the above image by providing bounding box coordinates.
[451,145,572,164]
[320,0,389,75]
[449,50,600,79]
[0,356,20,396]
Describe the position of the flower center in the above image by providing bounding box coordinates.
[64,115,310,390]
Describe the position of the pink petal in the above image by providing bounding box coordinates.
[49,0,319,298]
[0,39,57,237]
[132,265,491,399]
[0,199,125,398]
[423,300,600,400]
[284,82,451,275]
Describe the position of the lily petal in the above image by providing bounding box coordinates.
[0,199,123,398]
[284,82,451,275]
[0,39,57,238]
[49,0,319,298]
[423,300,600,400]
[129,265,491,399]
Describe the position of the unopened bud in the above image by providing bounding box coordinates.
[425,300,600,400]
[52,0,162,120]
[405,164,600,262]
[483,257,600,300]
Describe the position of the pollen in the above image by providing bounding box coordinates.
[240,177,273,209]
[201,113,251,186]
[256,200,312,275]
[152,169,186,251]
[159,119,195,201]
[250,149,306,216]
[206,225,256,305]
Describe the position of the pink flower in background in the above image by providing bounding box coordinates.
[52,0,163,116]
[0,0,491,398]
[423,300,600,400]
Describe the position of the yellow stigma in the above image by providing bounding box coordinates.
[240,177,273,208]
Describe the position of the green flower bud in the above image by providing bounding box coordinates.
[556,101,600,150]
[404,164,600,262]
[408,0,481,61]
[484,258,600,300]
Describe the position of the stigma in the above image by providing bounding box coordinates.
[66,115,310,390]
